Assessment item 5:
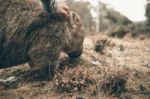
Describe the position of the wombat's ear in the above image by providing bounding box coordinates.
[39,0,52,13]
[72,12,80,22]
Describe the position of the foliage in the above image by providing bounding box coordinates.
[145,1,150,32]
[99,2,133,32]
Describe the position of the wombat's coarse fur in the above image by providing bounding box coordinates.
[0,0,85,79]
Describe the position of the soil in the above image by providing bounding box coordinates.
[0,35,150,99]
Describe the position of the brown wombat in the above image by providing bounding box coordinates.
[0,0,85,79]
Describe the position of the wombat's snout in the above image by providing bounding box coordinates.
[68,49,83,59]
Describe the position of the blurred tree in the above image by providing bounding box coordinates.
[99,2,133,32]
[145,0,150,31]
[65,0,134,34]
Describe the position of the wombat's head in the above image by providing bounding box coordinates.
[64,12,85,59]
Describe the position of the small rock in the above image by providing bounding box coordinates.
[141,60,150,68]
[0,76,17,83]
[74,87,78,91]
[0,76,18,89]
[91,61,100,66]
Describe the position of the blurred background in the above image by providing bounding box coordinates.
[66,0,150,37]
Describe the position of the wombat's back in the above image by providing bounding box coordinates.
[0,0,41,66]
[0,0,68,67]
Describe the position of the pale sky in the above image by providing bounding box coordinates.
[87,0,147,22]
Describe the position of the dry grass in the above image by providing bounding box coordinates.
[0,35,150,98]
[52,56,129,97]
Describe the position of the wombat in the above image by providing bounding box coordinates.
[0,0,85,79]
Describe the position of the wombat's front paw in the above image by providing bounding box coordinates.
[42,66,56,80]
[43,61,60,80]
[30,66,55,81]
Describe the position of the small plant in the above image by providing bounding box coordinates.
[94,36,112,54]
[53,66,97,93]
[100,73,127,95]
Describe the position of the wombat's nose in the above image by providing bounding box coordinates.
[68,51,82,59]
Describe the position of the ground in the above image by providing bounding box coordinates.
[0,34,150,99]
